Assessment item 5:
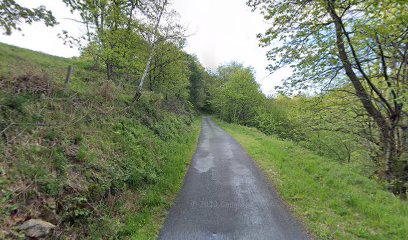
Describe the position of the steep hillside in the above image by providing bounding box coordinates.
[0,43,201,239]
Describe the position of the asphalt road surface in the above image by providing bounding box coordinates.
[158,117,310,240]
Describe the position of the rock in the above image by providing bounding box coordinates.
[19,219,56,238]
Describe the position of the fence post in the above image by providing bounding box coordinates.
[64,65,73,89]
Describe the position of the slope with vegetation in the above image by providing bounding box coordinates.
[0,38,205,240]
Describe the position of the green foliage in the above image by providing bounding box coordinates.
[187,55,208,109]
[0,0,57,35]
[248,0,407,95]
[252,92,372,164]
[253,96,304,140]
[147,43,192,100]
[2,95,28,113]
[62,196,93,224]
[218,120,408,240]
[62,0,187,99]
[210,62,265,124]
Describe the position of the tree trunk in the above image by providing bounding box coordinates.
[134,47,156,102]
[133,0,167,102]
[106,61,113,80]
[383,127,396,180]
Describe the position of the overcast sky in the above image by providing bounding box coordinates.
[0,0,291,95]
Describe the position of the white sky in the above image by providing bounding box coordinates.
[0,0,291,95]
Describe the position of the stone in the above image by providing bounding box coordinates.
[19,219,56,238]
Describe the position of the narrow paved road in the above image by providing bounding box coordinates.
[159,117,310,240]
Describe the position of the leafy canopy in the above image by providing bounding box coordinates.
[0,0,57,35]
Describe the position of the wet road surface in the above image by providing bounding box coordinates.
[158,117,310,240]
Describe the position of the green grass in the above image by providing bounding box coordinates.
[216,119,408,240]
[115,119,201,239]
[0,42,201,239]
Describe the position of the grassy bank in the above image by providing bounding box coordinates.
[116,118,201,239]
[0,43,201,239]
[216,120,408,240]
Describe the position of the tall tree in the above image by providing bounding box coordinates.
[62,0,142,80]
[146,42,191,100]
[134,0,168,101]
[187,55,208,109]
[133,0,186,101]
[248,0,407,193]
[63,0,186,98]
[210,63,265,124]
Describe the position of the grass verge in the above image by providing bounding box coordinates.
[117,119,201,239]
[215,119,408,240]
